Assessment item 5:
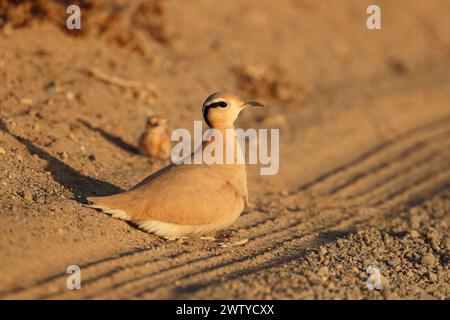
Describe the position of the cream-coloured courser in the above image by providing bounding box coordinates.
[86,92,263,239]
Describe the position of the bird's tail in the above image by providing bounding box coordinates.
[84,196,131,221]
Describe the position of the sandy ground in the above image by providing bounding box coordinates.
[0,0,449,299]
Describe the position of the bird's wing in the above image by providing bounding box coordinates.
[87,164,245,225]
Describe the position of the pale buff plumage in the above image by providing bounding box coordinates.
[138,115,171,160]
[86,92,263,239]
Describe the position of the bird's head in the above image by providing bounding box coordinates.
[202,92,264,129]
[146,115,168,128]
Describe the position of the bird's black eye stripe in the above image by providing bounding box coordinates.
[203,101,228,127]
[207,101,228,109]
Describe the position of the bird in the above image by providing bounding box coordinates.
[85,92,264,239]
[138,115,171,160]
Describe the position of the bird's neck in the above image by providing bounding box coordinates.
[209,121,234,130]
[199,126,245,167]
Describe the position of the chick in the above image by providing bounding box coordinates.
[138,115,171,160]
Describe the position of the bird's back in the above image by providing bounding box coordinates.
[87,162,247,225]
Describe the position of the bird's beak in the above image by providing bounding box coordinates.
[242,100,264,108]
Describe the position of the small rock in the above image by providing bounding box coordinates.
[389,257,402,267]
[409,230,420,238]
[421,254,436,267]
[20,190,33,201]
[66,91,75,100]
[443,238,450,251]
[418,266,427,274]
[363,259,372,268]
[380,275,390,289]
[43,81,57,94]
[232,238,249,247]
[410,215,422,229]
[0,146,5,155]
[384,291,399,300]
[428,272,437,282]
[317,266,329,277]
[58,151,68,160]
[20,98,33,105]
[2,23,13,36]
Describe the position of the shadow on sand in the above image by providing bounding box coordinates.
[77,118,140,155]
[0,120,123,202]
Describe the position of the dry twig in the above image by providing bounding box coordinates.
[84,66,159,98]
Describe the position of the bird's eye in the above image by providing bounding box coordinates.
[205,101,228,109]
[214,101,228,109]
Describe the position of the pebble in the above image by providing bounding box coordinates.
[43,81,57,94]
[58,151,68,160]
[317,266,329,277]
[418,266,427,274]
[0,146,5,155]
[363,259,372,268]
[409,230,420,238]
[389,257,402,267]
[428,272,437,282]
[66,91,75,100]
[21,190,33,201]
[20,98,33,105]
[380,275,390,289]
[231,239,249,247]
[410,215,422,229]
[384,291,399,300]
[421,254,436,267]
[443,238,450,251]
